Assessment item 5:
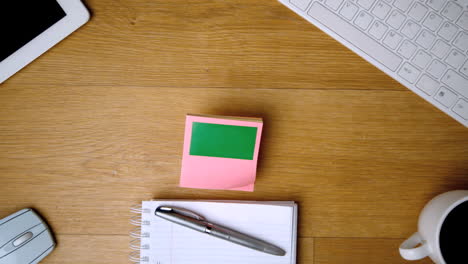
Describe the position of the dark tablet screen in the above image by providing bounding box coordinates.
[0,1,66,62]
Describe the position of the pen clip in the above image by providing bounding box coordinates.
[157,206,206,221]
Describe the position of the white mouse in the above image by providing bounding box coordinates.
[0,209,55,264]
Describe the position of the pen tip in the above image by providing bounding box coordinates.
[264,246,286,256]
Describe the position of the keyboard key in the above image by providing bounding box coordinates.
[441,2,463,21]
[340,1,359,20]
[427,59,447,78]
[279,0,468,126]
[357,0,376,10]
[387,10,406,29]
[427,0,447,11]
[290,0,312,10]
[412,50,432,69]
[435,87,458,107]
[457,12,468,30]
[326,0,344,10]
[383,30,403,49]
[430,39,450,58]
[416,30,436,49]
[369,21,388,39]
[354,11,373,29]
[308,2,402,71]
[453,32,468,52]
[441,70,468,98]
[461,60,468,77]
[453,99,468,120]
[438,22,459,41]
[372,1,391,19]
[409,2,429,22]
[402,20,421,39]
[416,74,439,95]
[445,50,466,69]
[398,40,417,59]
[393,0,412,12]
[423,12,443,31]
[398,62,421,83]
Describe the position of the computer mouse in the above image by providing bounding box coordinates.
[0,209,55,264]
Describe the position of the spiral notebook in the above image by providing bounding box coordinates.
[130,200,298,264]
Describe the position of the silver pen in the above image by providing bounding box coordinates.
[155,206,286,256]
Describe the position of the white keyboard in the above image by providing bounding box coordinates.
[279,0,468,127]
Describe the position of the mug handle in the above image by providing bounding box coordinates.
[399,232,430,260]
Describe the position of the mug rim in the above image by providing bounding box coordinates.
[434,195,468,263]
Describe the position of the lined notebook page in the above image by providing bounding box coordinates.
[141,201,297,264]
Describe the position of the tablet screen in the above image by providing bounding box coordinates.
[0,1,66,62]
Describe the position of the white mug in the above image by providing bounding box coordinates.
[399,190,468,263]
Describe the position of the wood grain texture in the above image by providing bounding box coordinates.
[43,235,128,264]
[0,86,466,239]
[1,0,467,263]
[315,238,433,264]
[298,238,314,263]
[3,0,402,89]
[40,235,313,264]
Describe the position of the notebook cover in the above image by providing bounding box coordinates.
[180,114,263,191]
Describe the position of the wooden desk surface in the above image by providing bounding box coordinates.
[1,0,467,263]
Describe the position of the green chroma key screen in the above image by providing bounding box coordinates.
[189,122,258,160]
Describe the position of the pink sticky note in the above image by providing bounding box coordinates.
[179,114,263,191]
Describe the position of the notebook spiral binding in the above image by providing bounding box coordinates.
[129,204,151,263]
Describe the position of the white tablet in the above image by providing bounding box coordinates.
[0,0,90,84]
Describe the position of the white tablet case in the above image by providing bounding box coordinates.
[0,0,90,84]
